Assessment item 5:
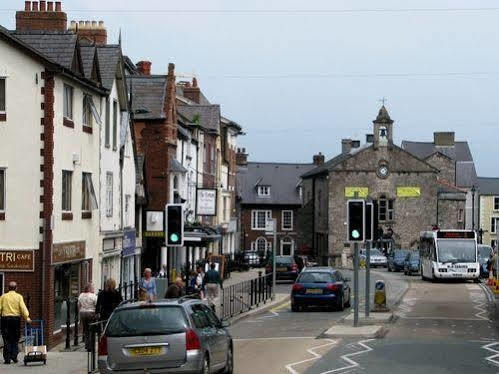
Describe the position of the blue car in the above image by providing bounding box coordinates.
[387,250,410,272]
[478,245,493,278]
[404,252,421,275]
[291,267,351,312]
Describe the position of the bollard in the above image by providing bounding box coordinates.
[74,298,79,346]
[65,298,71,350]
[372,280,389,312]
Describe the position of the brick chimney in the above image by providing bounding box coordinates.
[313,152,325,166]
[183,77,201,103]
[16,1,67,32]
[136,61,152,76]
[236,148,248,166]
[434,132,455,146]
[69,19,107,45]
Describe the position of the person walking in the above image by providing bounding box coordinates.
[0,282,31,365]
[96,278,123,323]
[203,263,223,304]
[165,277,185,299]
[78,283,97,351]
[195,266,205,298]
[140,268,157,301]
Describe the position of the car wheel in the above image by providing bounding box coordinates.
[223,346,234,374]
[345,294,351,308]
[201,356,210,374]
[291,304,299,312]
[336,294,344,311]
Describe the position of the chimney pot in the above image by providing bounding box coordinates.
[351,140,361,149]
[342,139,352,154]
[70,20,76,30]
[168,63,175,75]
[47,1,53,11]
[32,1,39,11]
[24,1,31,11]
[98,20,104,29]
[85,21,91,29]
[40,1,46,11]
[192,77,198,88]
[366,134,374,143]
[55,1,61,11]
[136,61,152,76]
[313,152,325,166]
[91,20,97,29]
[79,20,85,29]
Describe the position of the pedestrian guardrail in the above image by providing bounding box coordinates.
[219,272,273,320]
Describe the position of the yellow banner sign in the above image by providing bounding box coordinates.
[397,187,421,197]
[345,187,369,198]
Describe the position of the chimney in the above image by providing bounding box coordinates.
[136,61,152,76]
[313,152,325,166]
[341,139,352,154]
[183,77,201,103]
[16,1,67,32]
[434,132,455,146]
[73,19,108,45]
[236,148,248,166]
[366,134,374,143]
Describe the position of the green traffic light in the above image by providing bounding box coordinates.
[170,233,179,243]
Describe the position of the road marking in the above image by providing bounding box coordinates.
[234,336,315,342]
[272,300,291,312]
[482,341,499,367]
[395,297,418,318]
[319,339,375,374]
[285,339,338,374]
[402,316,488,321]
[470,294,491,321]
[245,299,289,323]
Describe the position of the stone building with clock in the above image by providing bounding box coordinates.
[301,106,468,266]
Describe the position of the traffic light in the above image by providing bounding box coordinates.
[166,204,184,246]
[347,200,365,242]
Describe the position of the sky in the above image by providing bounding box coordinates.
[1,0,499,176]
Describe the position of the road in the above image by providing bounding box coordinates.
[230,269,499,374]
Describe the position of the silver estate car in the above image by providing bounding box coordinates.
[98,298,233,374]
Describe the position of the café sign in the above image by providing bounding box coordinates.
[0,250,35,272]
[52,241,86,265]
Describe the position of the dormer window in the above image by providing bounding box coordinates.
[258,186,270,197]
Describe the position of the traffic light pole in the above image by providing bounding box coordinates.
[365,244,370,318]
[272,218,277,301]
[353,242,359,327]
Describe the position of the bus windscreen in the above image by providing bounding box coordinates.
[436,239,476,263]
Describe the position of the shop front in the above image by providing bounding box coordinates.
[52,241,90,333]
[0,249,35,300]
[122,229,140,286]
[101,236,123,289]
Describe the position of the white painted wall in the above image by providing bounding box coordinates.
[0,39,44,250]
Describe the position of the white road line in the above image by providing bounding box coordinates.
[319,339,375,374]
[234,336,315,342]
[246,310,279,323]
[470,294,491,321]
[402,316,488,321]
[482,341,499,367]
[285,339,338,374]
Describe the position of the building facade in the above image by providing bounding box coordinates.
[478,177,499,248]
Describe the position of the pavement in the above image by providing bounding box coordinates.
[0,352,86,373]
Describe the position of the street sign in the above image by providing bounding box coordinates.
[347,200,365,242]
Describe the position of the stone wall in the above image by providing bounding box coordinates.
[438,197,466,230]
[425,153,456,185]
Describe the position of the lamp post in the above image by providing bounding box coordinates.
[471,185,476,231]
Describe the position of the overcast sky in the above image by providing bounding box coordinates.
[1,0,499,176]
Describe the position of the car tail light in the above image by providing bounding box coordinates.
[292,283,304,293]
[186,329,201,351]
[326,283,340,292]
[98,335,108,356]
[291,264,298,272]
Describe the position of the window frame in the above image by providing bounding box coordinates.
[0,77,6,115]
[282,210,293,231]
[255,237,267,252]
[112,100,118,150]
[251,210,272,230]
[63,84,74,120]
[491,217,499,234]
[125,194,131,227]
[0,168,5,212]
[82,172,91,212]
[106,172,113,217]
[378,194,394,222]
[494,196,499,211]
[82,94,93,128]
[105,98,110,148]
[62,170,72,212]
[257,186,271,197]
[458,209,464,223]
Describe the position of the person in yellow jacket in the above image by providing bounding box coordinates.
[0,282,31,365]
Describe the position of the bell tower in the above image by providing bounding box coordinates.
[373,105,394,148]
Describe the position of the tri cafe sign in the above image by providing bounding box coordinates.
[0,250,35,272]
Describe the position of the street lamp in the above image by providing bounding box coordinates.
[471,185,476,231]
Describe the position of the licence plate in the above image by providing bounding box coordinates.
[277,267,287,272]
[306,289,323,294]
[129,346,162,356]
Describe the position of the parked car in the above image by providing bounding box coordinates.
[478,244,493,278]
[387,249,410,272]
[243,251,261,267]
[291,267,351,312]
[266,256,299,282]
[404,251,421,275]
[98,298,234,374]
[360,248,388,268]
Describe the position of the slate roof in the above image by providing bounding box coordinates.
[456,161,478,188]
[97,45,121,90]
[237,162,315,205]
[177,105,220,133]
[401,140,473,162]
[477,177,499,195]
[79,45,95,79]
[170,158,188,174]
[127,75,167,120]
[11,31,78,70]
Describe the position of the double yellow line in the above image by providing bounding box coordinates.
[271,300,291,313]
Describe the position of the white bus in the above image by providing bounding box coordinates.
[419,230,479,281]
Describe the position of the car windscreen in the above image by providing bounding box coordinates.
[436,239,477,263]
[478,246,492,260]
[409,253,420,261]
[276,256,293,264]
[394,250,409,258]
[370,249,382,256]
[106,305,188,337]
[298,272,334,283]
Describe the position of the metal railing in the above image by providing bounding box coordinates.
[219,272,273,320]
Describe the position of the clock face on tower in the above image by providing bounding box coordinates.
[377,162,390,179]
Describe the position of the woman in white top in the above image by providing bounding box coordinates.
[78,283,97,350]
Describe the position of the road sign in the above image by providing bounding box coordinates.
[347,200,365,242]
